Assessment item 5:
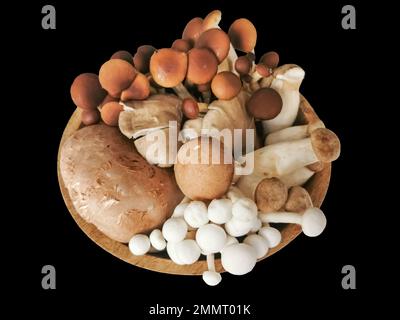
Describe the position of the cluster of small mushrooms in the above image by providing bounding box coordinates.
[68,10,341,286]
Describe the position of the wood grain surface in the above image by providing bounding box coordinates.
[57,96,331,275]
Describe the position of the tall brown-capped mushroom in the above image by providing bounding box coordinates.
[99,59,137,97]
[195,28,230,63]
[149,48,192,99]
[187,48,218,85]
[236,175,288,212]
[70,73,107,110]
[121,73,150,101]
[133,45,156,74]
[110,50,134,65]
[172,39,192,52]
[228,18,257,53]
[182,17,204,45]
[246,87,283,120]
[211,71,242,100]
[285,186,313,213]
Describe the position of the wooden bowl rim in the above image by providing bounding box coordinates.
[57,95,331,275]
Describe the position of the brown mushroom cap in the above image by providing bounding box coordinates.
[260,51,280,69]
[99,59,137,97]
[110,50,133,65]
[285,186,312,213]
[187,48,218,85]
[174,136,234,200]
[182,98,199,119]
[310,128,341,163]
[81,108,101,126]
[99,94,119,108]
[182,17,204,45]
[100,101,124,126]
[195,28,230,63]
[228,18,257,53]
[235,56,252,75]
[255,64,270,77]
[211,71,242,100]
[150,48,188,88]
[246,87,282,120]
[255,177,288,212]
[133,45,156,74]
[172,39,192,52]
[70,73,107,110]
[121,73,150,101]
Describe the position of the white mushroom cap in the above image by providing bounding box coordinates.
[202,271,222,286]
[174,239,201,264]
[232,197,258,222]
[250,218,262,233]
[221,243,257,275]
[128,234,151,256]
[166,242,184,265]
[225,235,239,247]
[162,218,188,243]
[301,208,327,237]
[172,203,189,218]
[184,201,209,228]
[149,229,166,251]
[258,226,282,248]
[208,199,233,224]
[224,217,254,237]
[196,224,227,253]
[243,234,269,259]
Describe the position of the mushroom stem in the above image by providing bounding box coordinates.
[206,253,216,272]
[226,186,245,203]
[173,83,195,100]
[279,166,314,187]
[260,211,302,224]
[259,207,327,237]
[264,120,325,145]
[227,45,239,75]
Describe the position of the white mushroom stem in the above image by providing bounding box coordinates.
[207,253,215,272]
[173,82,195,100]
[243,138,319,178]
[260,64,305,134]
[265,121,325,145]
[217,58,230,72]
[180,118,203,142]
[279,166,315,187]
[227,45,239,75]
[236,174,263,200]
[259,207,327,237]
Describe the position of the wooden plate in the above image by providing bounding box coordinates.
[57,96,331,275]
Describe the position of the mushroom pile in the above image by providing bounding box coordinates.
[68,10,341,286]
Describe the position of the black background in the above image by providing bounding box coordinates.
[11,0,380,316]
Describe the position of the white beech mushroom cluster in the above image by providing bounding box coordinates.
[69,10,341,286]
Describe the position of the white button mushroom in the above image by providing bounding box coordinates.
[166,242,184,265]
[258,226,282,248]
[225,235,239,247]
[196,224,227,254]
[172,202,189,218]
[162,218,188,243]
[203,271,222,286]
[174,239,201,264]
[250,218,262,232]
[224,217,255,237]
[232,197,258,222]
[221,243,257,275]
[259,207,327,237]
[129,234,151,256]
[208,199,233,224]
[149,229,166,251]
[184,201,209,228]
[243,234,269,259]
